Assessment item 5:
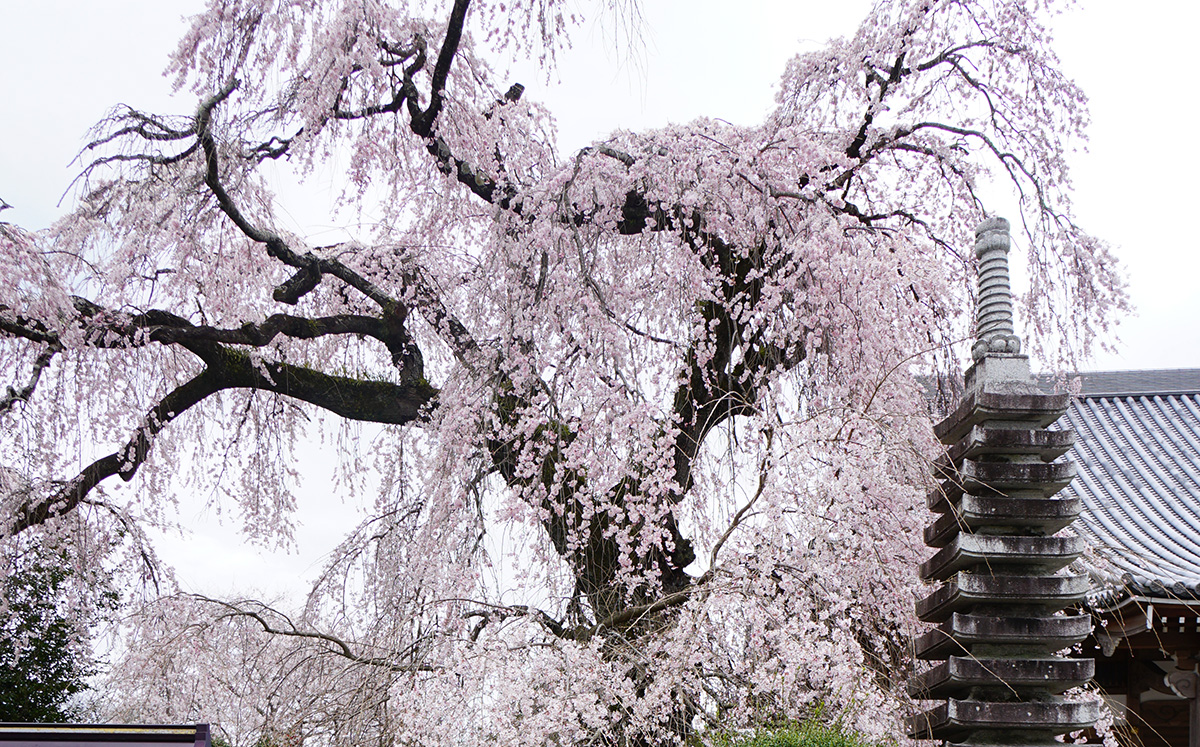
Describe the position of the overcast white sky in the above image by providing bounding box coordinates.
[2,1,1196,369]
[2,0,1198,596]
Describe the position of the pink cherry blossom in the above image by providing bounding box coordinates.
[1,0,1122,744]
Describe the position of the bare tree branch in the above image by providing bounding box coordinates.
[412,0,472,136]
[13,367,224,533]
[0,343,59,415]
[9,313,439,534]
[194,595,435,673]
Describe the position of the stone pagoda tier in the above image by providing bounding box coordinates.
[907,218,1098,746]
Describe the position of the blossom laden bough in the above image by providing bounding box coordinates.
[0,0,1124,744]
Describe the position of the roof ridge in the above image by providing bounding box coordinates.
[1039,368,1200,397]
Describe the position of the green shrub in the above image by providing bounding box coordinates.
[0,558,95,721]
[716,714,880,747]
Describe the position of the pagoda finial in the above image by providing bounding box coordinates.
[972,217,1021,361]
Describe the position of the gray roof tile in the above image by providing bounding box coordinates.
[1055,370,1200,606]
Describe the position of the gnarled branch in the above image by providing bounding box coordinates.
[0,343,60,415]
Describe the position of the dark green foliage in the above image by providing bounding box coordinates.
[0,556,97,721]
[716,715,883,747]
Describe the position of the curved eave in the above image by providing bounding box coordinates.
[1060,388,1200,609]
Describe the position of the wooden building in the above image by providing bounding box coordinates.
[1063,370,1200,747]
[0,725,211,747]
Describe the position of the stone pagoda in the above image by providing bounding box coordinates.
[908,218,1098,745]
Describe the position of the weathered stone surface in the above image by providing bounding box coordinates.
[924,495,1082,548]
[914,613,1092,660]
[916,572,1088,623]
[927,482,965,513]
[920,535,1083,581]
[938,427,1075,472]
[908,699,1100,740]
[908,656,1094,698]
[926,461,1075,512]
[934,388,1070,444]
[964,352,1034,389]
[972,217,1019,362]
[959,460,1076,496]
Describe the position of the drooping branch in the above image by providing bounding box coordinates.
[463,600,569,640]
[0,309,58,345]
[8,298,441,535]
[13,367,224,533]
[0,343,60,415]
[411,0,472,137]
[85,106,193,149]
[195,595,435,673]
[706,436,772,572]
[669,232,807,496]
[814,29,1053,228]
[270,249,482,371]
[855,118,1061,227]
[79,496,165,593]
[184,311,423,378]
[196,77,283,249]
[190,344,437,424]
[5,294,426,383]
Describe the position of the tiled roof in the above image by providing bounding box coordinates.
[1067,368,1200,398]
[1056,369,1200,608]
